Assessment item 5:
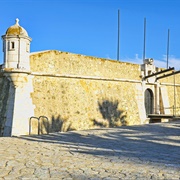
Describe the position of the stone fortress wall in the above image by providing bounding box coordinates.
[0,49,180,136]
[29,50,180,134]
[0,76,10,135]
[29,50,143,133]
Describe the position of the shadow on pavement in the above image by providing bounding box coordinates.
[19,121,180,167]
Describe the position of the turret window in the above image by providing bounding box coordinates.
[8,41,15,51]
[26,43,30,52]
[2,42,5,52]
[11,42,15,49]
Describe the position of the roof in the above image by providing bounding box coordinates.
[5,18,28,37]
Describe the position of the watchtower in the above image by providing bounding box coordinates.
[0,19,34,136]
[1,18,32,70]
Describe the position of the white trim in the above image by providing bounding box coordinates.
[160,82,180,86]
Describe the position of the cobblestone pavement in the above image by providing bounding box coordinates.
[0,121,180,179]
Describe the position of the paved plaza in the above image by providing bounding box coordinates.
[0,121,180,179]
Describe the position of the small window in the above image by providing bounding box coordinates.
[148,70,151,75]
[11,42,15,49]
[26,43,30,52]
[2,42,5,52]
[8,41,15,51]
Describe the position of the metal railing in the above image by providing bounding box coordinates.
[153,106,180,116]
[29,116,49,135]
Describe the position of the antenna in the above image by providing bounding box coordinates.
[117,9,120,61]
[167,29,170,69]
[143,18,146,61]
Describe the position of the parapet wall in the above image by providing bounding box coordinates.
[30,51,141,80]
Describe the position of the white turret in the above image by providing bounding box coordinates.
[1,18,32,70]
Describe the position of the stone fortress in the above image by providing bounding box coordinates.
[0,19,180,137]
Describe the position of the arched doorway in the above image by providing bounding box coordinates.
[145,89,154,116]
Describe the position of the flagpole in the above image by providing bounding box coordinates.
[143,18,146,61]
[117,9,120,60]
[167,29,170,69]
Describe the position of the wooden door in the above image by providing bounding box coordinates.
[145,89,154,116]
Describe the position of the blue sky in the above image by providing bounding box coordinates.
[0,0,180,69]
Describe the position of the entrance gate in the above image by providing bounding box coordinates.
[145,89,154,116]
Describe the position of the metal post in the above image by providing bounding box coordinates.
[173,72,176,116]
[38,119,40,135]
[29,116,39,135]
[143,18,146,61]
[38,116,49,134]
[117,9,120,61]
[167,29,170,69]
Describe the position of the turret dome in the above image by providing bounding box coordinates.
[5,18,28,37]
